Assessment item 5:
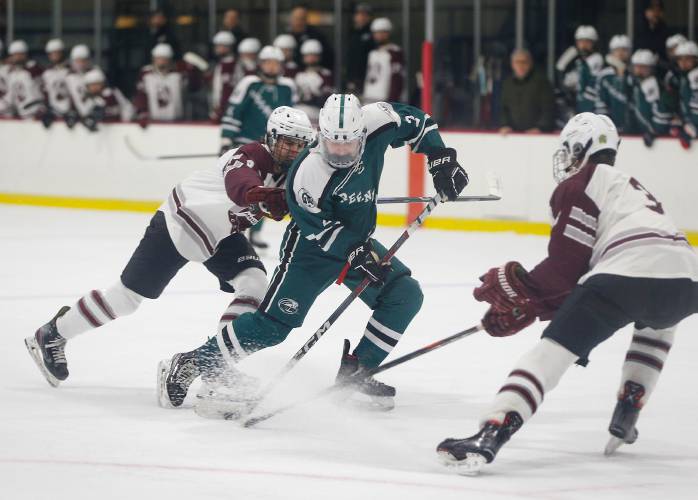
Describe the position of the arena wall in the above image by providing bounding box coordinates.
[0,119,696,243]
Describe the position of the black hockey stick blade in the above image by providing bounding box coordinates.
[124,135,218,161]
[242,323,483,428]
[376,195,500,204]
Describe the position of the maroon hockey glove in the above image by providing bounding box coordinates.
[245,186,288,221]
[473,261,538,311]
[229,206,261,233]
[481,303,536,337]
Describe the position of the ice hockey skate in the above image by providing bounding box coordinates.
[334,339,396,412]
[437,412,523,475]
[605,381,644,456]
[157,351,201,408]
[25,306,71,387]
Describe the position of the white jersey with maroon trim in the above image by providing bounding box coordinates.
[363,43,404,103]
[66,69,90,117]
[136,65,186,121]
[83,86,134,122]
[211,55,237,119]
[4,61,45,118]
[159,142,283,262]
[42,63,71,115]
[0,63,11,116]
[527,162,698,316]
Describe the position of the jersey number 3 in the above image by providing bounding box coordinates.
[630,178,664,215]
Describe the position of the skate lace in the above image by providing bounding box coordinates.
[45,338,67,364]
[174,357,199,385]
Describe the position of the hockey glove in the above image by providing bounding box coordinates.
[39,109,55,129]
[347,241,391,287]
[428,147,469,201]
[245,186,288,221]
[473,261,539,311]
[482,303,536,337]
[64,110,78,129]
[229,206,262,233]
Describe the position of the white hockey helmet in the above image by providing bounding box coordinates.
[300,39,323,56]
[609,34,631,51]
[84,68,106,85]
[238,38,261,55]
[666,34,687,51]
[266,106,315,169]
[575,25,598,42]
[212,31,235,46]
[318,94,366,169]
[675,41,698,58]
[8,40,28,55]
[151,43,173,59]
[45,38,65,53]
[70,44,90,60]
[371,17,393,33]
[273,34,297,50]
[553,113,620,184]
[258,45,284,62]
[631,49,656,66]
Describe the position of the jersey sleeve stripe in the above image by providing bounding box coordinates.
[569,206,598,231]
[413,123,439,151]
[563,224,595,248]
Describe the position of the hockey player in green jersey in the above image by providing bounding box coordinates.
[626,50,672,147]
[594,35,632,131]
[220,45,298,248]
[160,94,469,415]
[674,41,698,148]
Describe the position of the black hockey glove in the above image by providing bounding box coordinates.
[347,241,391,287]
[427,147,469,201]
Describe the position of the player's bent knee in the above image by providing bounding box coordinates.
[232,310,293,352]
[384,276,424,317]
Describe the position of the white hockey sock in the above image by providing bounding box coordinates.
[215,268,266,366]
[618,325,675,406]
[481,338,578,425]
[55,281,144,339]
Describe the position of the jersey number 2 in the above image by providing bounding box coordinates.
[629,178,664,214]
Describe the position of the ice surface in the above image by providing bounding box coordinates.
[1,205,697,500]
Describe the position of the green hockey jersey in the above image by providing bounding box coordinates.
[286,101,445,260]
[221,75,298,144]
[627,75,672,135]
[595,66,630,131]
[679,67,698,128]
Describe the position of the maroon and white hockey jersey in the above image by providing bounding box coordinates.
[83,86,134,122]
[41,62,71,115]
[160,142,284,262]
[66,68,91,117]
[210,55,237,121]
[528,162,698,316]
[283,60,300,79]
[2,61,45,118]
[294,66,333,124]
[0,63,11,116]
[134,63,201,121]
[363,43,404,103]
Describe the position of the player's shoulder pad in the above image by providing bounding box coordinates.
[292,150,334,214]
[640,76,660,102]
[230,75,261,103]
[362,102,400,136]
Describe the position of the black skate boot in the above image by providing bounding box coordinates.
[157,351,201,408]
[25,306,71,387]
[437,411,523,475]
[605,381,644,456]
[335,339,396,411]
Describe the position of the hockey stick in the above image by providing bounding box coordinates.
[377,194,500,204]
[242,323,484,428]
[241,194,445,418]
[124,135,218,161]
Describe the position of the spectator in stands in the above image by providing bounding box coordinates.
[222,8,248,53]
[235,38,261,85]
[40,38,70,127]
[295,39,333,124]
[80,68,134,131]
[635,0,669,62]
[2,40,45,119]
[363,18,404,104]
[627,50,671,147]
[208,31,237,122]
[133,43,201,127]
[499,48,554,134]
[274,34,300,78]
[288,5,333,69]
[346,3,375,93]
[556,25,604,114]
[145,8,181,61]
[66,44,94,127]
[595,34,632,132]
[663,34,687,115]
[674,41,698,148]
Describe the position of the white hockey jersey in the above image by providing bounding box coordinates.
[134,65,187,121]
[42,63,71,115]
[363,43,404,103]
[66,69,90,117]
[3,62,45,118]
[159,142,284,262]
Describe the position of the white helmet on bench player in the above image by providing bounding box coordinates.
[266,106,315,169]
[553,112,619,184]
[318,94,366,169]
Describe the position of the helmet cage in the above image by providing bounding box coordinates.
[552,138,592,184]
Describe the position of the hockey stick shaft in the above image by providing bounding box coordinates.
[124,135,218,161]
[245,195,443,415]
[243,323,483,428]
[377,195,500,204]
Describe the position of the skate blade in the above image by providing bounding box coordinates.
[157,359,176,409]
[437,450,486,476]
[24,336,60,388]
[604,436,624,456]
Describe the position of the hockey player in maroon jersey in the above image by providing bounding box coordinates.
[273,34,300,78]
[294,39,334,124]
[25,107,314,389]
[133,43,202,126]
[208,31,237,122]
[79,68,134,131]
[65,44,94,126]
[437,112,698,474]
[363,18,404,104]
[40,38,71,127]
[2,40,45,119]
